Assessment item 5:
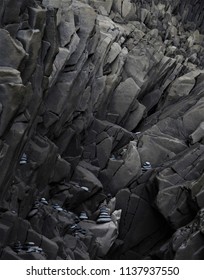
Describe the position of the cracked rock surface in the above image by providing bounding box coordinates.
[0,0,204,259]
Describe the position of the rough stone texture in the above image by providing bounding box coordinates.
[0,0,204,260]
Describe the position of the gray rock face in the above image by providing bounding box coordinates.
[108,141,141,195]
[0,29,26,68]
[0,0,204,260]
[108,78,141,126]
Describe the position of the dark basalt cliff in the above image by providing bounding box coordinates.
[0,0,204,260]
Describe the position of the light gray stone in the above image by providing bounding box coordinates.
[109,78,140,124]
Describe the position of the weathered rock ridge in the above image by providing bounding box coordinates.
[0,0,204,259]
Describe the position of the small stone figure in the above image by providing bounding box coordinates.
[23,242,35,249]
[40,198,48,205]
[23,242,43,254]
[97,206,111,224]
[26,246,43,253]
[79,211,89,221]
[142,161,152,172]
[13,241,43,254]
[20,153,27,164]
[110,154,116,160]
[52,203,63,211]
[69,224,86,235]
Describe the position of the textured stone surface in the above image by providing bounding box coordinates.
[0,0,204,260]
[0,29,26,68]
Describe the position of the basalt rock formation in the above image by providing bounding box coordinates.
[0,0,204,260]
